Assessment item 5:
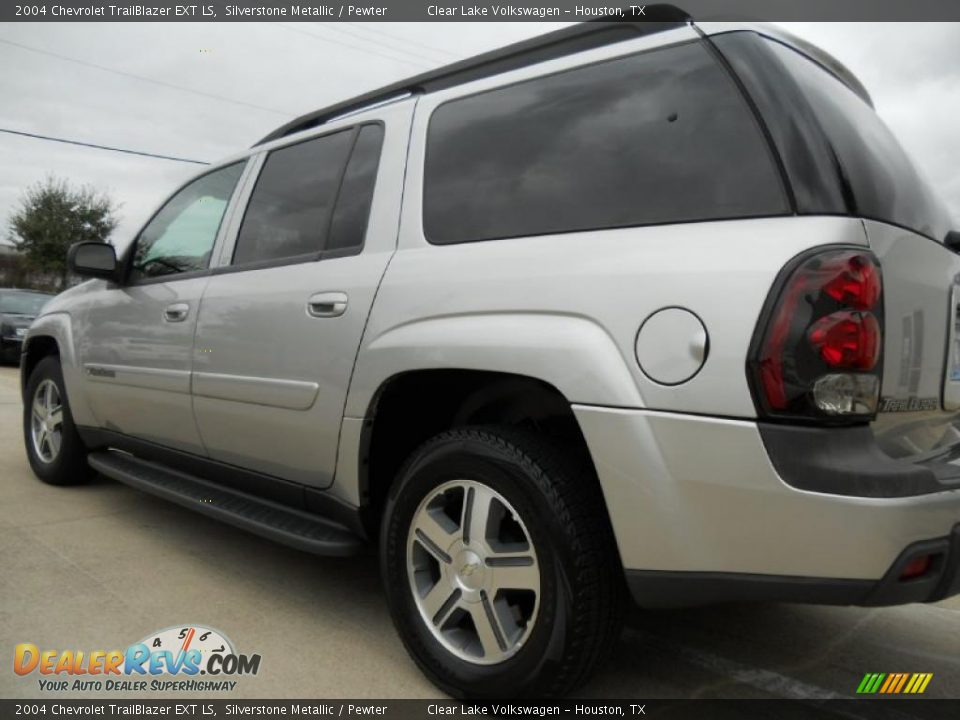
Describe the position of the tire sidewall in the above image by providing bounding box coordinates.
[381,433,578,698]
[23,356,85,484]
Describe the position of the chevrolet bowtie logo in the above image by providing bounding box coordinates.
[460,562,481,577]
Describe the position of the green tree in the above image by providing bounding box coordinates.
[7,176,119,289]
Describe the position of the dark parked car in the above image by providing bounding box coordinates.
[1,289,53,364]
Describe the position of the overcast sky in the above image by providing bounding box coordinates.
[0,21,958,249]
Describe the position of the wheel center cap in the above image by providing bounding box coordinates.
[454,549,485,590]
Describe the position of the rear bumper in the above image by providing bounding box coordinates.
[759,422,960,498]
[626,524,960,608]
[571,405,960,607]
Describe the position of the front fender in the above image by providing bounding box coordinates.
[24,313,97,428]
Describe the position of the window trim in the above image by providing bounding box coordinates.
[122,159,250,287]
[208,246,363,277]
[420,37,791,246]
[224,121,384,273]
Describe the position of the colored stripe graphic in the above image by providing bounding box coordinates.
[908,673,932,693]
[894,673,909,693]
[879,674,895,693]
[857,673,885,693]
[882,673,899,693]
[857,673,933,694]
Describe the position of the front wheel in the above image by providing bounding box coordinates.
[23,355,92,486]
[381,426,624,698]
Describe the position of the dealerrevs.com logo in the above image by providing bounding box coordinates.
[14,625,261,692]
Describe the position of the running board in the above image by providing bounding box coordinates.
[88,450,364,557]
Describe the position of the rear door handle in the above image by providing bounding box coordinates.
[307,292,348,318]
[163,303,190,322]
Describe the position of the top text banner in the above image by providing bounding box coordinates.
[5,0,960,21]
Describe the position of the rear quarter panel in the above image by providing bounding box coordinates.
[348,29,871,421]
[348,216,869,419]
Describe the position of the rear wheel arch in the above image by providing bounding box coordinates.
[358,369,607,538]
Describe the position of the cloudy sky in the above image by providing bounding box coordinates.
[0,21,958,249]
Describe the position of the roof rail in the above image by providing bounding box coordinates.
[255,5,691,146]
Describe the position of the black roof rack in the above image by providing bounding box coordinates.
[255,6,691,146]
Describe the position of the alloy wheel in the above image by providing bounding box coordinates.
[31,379,64,464]
[406,479,540,665]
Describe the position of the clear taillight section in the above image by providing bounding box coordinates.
[750,248,883,422]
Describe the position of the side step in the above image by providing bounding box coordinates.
[88,450,365,557]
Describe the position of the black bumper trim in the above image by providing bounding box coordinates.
[758,422,960,498]
[627,525,960,608]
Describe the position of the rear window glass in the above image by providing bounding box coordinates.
[763,39,953,243]
[0,292,50,315]
[423,40,788,245]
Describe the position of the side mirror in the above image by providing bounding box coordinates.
[946,231,960,254]
[67,242,118,281]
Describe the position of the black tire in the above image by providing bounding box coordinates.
[23,355,93,486]
[381,425,625,698]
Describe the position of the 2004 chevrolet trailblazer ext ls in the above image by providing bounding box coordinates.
[19,12,960,698]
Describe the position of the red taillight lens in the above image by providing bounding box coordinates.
[821,253,881,310]
[808,312,880,370]
[750,248,883,421]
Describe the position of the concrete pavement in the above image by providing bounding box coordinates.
[0,365,957,700]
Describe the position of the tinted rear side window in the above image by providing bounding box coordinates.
[328,124,384,252]
[423,40,788,245]
[233,129,353,266]
[757,38,952,242]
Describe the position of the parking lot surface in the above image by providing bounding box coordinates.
[0,364,957,700]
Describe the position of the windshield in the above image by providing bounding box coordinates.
[0,292,51,315]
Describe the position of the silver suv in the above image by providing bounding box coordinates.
[20,15,960,698]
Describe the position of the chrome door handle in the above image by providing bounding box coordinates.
[163,303,190,322]
[307,292,348,318]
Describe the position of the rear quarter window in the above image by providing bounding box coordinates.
[423,39,789,245]
[758,37,953,243]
